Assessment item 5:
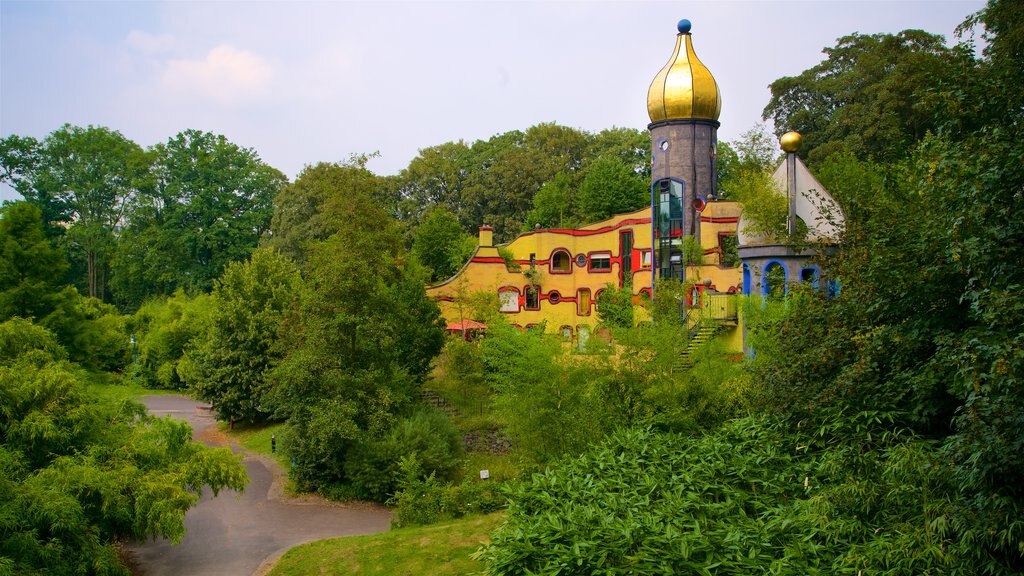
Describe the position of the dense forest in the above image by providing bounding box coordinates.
[2,0,1022,574]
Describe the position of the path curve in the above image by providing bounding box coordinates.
[128,395,392,576]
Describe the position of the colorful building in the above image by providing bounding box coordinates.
[427,19,843,352]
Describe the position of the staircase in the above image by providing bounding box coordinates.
[420,389,461,417]
[673,322,722,372]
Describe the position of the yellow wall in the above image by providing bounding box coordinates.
[427,202,744,348]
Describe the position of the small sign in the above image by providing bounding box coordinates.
[479,469,490,480]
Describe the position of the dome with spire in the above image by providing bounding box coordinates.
[647,19,722,123]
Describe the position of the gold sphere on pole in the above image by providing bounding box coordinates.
[780,131,803,153]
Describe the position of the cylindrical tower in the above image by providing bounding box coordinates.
[647,19,721,282]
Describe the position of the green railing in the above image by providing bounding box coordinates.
[701,293,738,322]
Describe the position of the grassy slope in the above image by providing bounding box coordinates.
[266,513,504,576]
[220,421,290,469]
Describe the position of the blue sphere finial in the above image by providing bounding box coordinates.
[677,19,691,34]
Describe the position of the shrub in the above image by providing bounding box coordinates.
[344,408,464,501]
[479,411,1022,575]
[390,456,508,528]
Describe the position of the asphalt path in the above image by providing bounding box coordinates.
[128,395,392,576]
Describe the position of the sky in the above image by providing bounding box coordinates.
[0,0,985,202]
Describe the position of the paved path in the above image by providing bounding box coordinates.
[128,395,392,576]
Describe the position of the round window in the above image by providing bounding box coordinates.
[575,254,588,267]
[548,291,561,304]
[659,140,669,151]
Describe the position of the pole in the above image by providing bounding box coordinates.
[131,334,137,387]
[787,151,797,237]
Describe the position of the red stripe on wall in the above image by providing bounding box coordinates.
[470,256,507,264]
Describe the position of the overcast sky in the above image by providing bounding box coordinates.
[1,1,984,202]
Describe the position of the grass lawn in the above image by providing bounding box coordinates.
[266,512,505,576]
[219,420,290,469]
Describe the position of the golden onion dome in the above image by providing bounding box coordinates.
[647,19,722,123]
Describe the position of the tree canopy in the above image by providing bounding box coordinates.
[0,319,248,576]
[763,30,960,165]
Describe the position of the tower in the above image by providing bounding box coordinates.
[647,19,722,283]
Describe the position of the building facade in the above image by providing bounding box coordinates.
[427,19,842,353]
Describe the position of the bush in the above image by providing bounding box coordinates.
[344,408,464,501]
[390,456,508,528]
[479,411,1022,575]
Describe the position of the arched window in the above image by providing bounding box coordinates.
[498,287,520,313]
[762,261,787,300]
[742,263,752,295]
[550,250,571,273]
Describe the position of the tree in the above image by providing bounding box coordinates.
[268,181,444,490]
[587,127,651,178]
[746,3,1024,567]
[112,130,285,307]
[525,173,574,229]
[0,202,68,321]
[575,155,647,223]
[395,142,473,227]
[183,248,300,422]
[763,30,959,165]
[17,125,150,300]
[0,135,41,202]
[0,319,247,575]
[411,207,475,283]
[129,290,215,390]
[0,201,129,371]
[462,124,591,240]
[265,158,382,268]
[596,283,634,329]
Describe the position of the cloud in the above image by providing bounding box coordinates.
[126,30,176,54]
[161,45,273,105]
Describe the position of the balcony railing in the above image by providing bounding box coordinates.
[700,293,738,322]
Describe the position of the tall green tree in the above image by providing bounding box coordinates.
[268,180,444,490]
[112,130,285,307]
[575,155,647,223]
[183,248,300,422]
[525,173,575,229]
[0,135,41,202]
[395,142,473,227]
[411,207,475,283]
[129,290,215,390]
[10,125,150,300]
[747,2,1024,566]
[0,202,68,321]
[763,30,959,165]
[461,124,591,240]
[265,157,383,268]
